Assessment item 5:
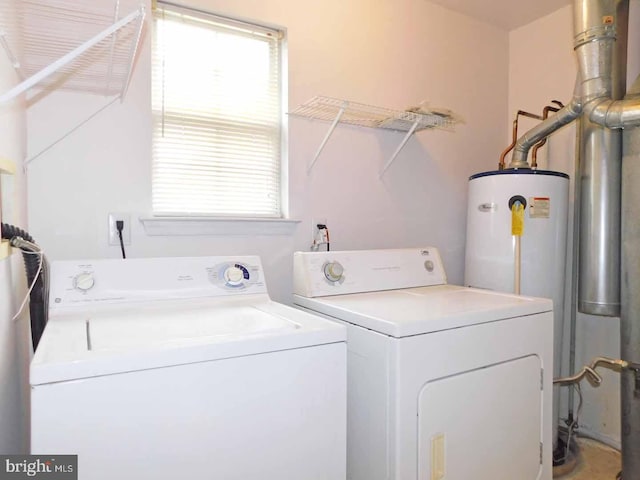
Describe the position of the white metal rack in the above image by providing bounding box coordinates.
[289,96,458,176]
[0,0,146,105]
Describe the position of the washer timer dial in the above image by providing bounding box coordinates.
[73,272,95,292]
[224,266,245,286]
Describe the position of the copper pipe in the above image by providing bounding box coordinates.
[531,100,564,168]
[498,110,543,170]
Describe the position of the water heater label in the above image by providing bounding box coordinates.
[477,202,497,212]
[529,197,550,218]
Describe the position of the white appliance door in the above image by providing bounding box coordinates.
[418,355,542,480]
[32,342,346,480]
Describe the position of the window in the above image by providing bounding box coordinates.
[152,3,285,217]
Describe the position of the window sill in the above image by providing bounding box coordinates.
[139,216,301,236]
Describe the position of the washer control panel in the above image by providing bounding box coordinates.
[293,247,447,297]
[49,256,267,310]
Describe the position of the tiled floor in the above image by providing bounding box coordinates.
[556,438,621,480]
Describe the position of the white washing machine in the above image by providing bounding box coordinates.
[31,256,346,480]
[293,247,553,480]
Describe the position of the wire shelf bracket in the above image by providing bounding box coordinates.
[307,100,348,173]
[289,96,457,176]
[0,5,146,106]
[380,120,420,177]
[24,96,121,168]
[0,32,22,75]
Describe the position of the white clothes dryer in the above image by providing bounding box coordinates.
[32,256,346,480]
[293,247,553,480]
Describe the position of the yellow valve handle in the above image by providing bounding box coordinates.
[511,202,524,236]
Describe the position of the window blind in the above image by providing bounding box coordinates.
[152,3,283,217]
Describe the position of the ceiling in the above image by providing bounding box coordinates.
[427,0,573,30]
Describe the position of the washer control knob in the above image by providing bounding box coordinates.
[73,272,95,291]
[323,261,344,282]
[224,266,245,286]
[424,260,435,272]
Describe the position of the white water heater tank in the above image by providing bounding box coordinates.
[464,169,569,446]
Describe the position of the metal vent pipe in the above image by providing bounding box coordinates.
[621,75,640,480]
[621,118,640,479]
[575,0,625,317]
[509,79,582,168]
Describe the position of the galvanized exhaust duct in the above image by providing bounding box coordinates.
[509,78,582,169]
[621,75,640,480]
[575,0,626,317]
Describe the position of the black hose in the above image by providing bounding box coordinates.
[1,223,48,350]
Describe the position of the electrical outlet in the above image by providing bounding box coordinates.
[311,217,328,251]
[312,217,327,241]
[108,213,131,246]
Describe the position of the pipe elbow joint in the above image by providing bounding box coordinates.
[589,99,619,128]
[567,97,583,116]
[589,97,640,129]
[507,101,581,169]
[509,148,530,169]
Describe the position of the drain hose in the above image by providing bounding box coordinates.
[1,223,48,350]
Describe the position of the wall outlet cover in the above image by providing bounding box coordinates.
[108,213,131,246]
[312,217,327,240]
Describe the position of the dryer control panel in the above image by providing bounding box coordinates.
[293,247,447,297]
[50,256,267,309]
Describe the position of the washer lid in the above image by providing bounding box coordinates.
[294,285,552,338]
[31,296,345,385]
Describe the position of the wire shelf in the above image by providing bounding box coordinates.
[0,0,145,103]
[289,96,457,133]
[289,96,459,175]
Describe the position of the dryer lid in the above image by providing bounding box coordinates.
[294,284,552,338]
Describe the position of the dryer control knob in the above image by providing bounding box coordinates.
[323,261,344,282]
[224,266,245,286]
[73,272,95,291]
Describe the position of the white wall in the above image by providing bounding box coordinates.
[509,1,640,448]
[18,0,640,456]
[26,0,509,304]
[0,0,30,453]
